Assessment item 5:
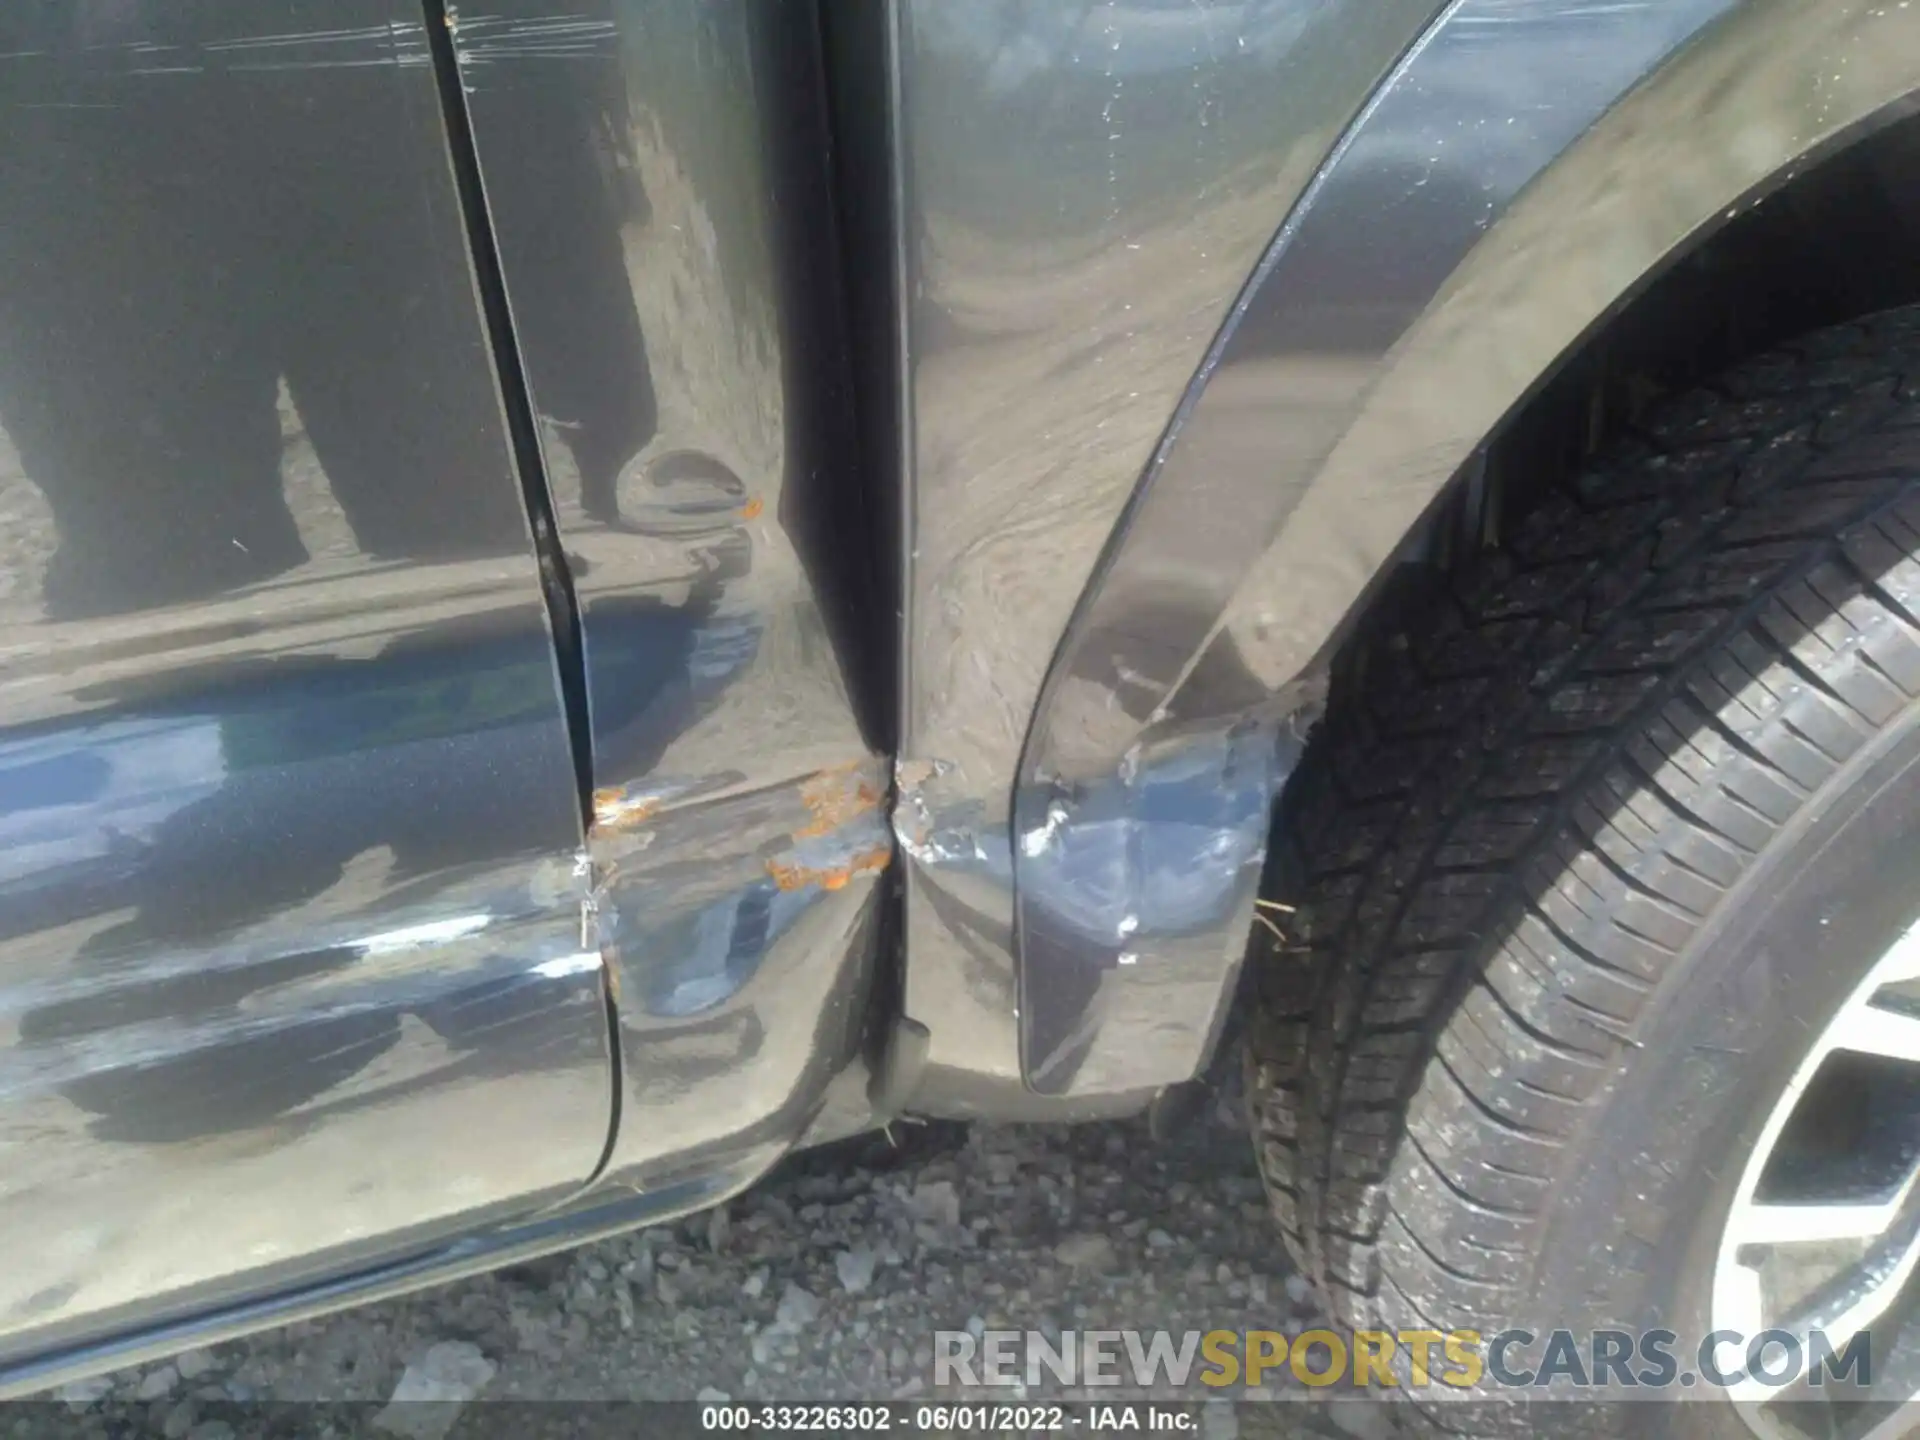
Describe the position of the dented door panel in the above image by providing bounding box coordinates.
[0,0,612,1362]
[450,0,891,1188]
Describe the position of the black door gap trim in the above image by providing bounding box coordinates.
[421,0,596,824]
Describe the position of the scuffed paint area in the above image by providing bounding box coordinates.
[893,0,1450,1114]
[583,756,891,1190]
[450,0,890,1189]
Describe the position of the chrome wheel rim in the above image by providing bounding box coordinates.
[1712,920,1920,1437]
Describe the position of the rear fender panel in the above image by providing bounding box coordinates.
[928,0,1920,1100]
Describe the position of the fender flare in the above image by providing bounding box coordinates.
[1013,0,1920,1093]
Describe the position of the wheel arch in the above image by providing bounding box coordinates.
[1010,0,1920,1096]
[1237,0,1920,718]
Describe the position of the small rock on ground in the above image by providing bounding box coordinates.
[36,1112,1356,1437]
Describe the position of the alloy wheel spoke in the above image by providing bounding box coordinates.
[1734,1199,1912,1248]
[1718,920,1920,1431]
[1874,929,1920,987]
[1830,1003,1920,1067]
[1822,1223,1920,1360]
[1725,1213,1920,1407]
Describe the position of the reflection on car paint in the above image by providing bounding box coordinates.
[0,0,614,1362]
[1008,0,1745,1094]
[452,0,891,1193]
[1016,723,1286,1094]
[0,0,1886,1392]
[584,752,889,1187]
[887,0,1453,1114]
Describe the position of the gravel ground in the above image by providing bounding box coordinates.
[32,1096,1404,1440]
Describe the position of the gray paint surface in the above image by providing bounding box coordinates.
[1,0,1917,1388]
[1009,0,1920,1094]
[1007,0,1742,1093]
[889,0,1450,1112]
[451,0,891,1192]
[0,0,613,1363]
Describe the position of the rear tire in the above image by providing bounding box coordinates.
[1246,306,1920,1434]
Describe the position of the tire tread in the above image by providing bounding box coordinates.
[1246,308,1920,1356]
